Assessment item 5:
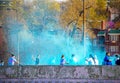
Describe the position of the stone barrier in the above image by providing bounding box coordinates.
[0,66,120,79]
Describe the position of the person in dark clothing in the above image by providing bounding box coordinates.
[103,52,112,65]
[0,60,4,66]
[32,55,40,65]
[60,55,68,66]
[8,54,19,66]
[116,59,120,65]
[115,55,120,65]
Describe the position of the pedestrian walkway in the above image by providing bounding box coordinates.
[0,79,120,83]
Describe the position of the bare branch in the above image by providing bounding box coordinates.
[79,5,92,16]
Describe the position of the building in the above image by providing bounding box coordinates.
[97,3,120,55]
[98,30,120,55]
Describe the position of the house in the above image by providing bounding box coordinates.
[97,4,120,55]
[97,30,120,55]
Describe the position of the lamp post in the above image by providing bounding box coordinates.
[83,0,86,57]
[83,0,85,43]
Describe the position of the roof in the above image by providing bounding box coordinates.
[97,30,120,36]
[97,31,105,36]
[109,30,120,35]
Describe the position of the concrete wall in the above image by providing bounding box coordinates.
[0,66,120,79]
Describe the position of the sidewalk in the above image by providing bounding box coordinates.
[0,79,120,83]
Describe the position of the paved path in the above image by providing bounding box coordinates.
[0,79,120,83]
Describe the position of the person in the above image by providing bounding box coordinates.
[69,54,75,65]
[115,54,120,65]
[94,55,99,65]
[8,54,19,66]
[69,54,78,65]
[0,60,4,66]
[32,54,40,65]
[86,54,98,65]
[115,54,120,61]
[60,55,68,66]
[103,52,112,65]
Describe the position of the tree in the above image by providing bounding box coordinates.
[108,0,120,29]
[108,0,120,12]
[48,1,61,12]
[9,0,24,20]
[60,0,108,38]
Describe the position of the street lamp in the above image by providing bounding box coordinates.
[82,0,86,57]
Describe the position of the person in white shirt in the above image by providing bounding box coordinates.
[85,54,99,65]
[69,54,78,65]
[94,55,99,65]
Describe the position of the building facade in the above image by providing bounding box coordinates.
[97,3,120,55]
[98,30,120,55]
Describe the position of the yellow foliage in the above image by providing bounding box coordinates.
[48,2,61,12]
[109,0,120,11]
[10,0,23,10]
[60,0,107,38]
[10,0,24,20]
[115,22,120,29]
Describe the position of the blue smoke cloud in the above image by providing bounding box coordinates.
[3,0,108,65]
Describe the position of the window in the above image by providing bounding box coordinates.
[93,39,97,46]
[110,35,118,41]
[110,46,119,52]
[98,36,105,44]
[111,14,119,21]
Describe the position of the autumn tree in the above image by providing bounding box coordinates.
[8,0,24,21]
[108,0,120,11]
[60,0,108,38]
[108,0,120,29]
[0,0,61,34]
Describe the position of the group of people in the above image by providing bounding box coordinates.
[60,54,78,66]
[0,54,40,66]
[0,54,19,66]
[60,54,90,65]
[60,54,99,66]
[60,52,120,66]
[103,52,120,65]
[85,54,99,65]
[0,52,120,66]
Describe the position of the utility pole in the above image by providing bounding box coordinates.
[83,0,85,42]
[83,0,86,57]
